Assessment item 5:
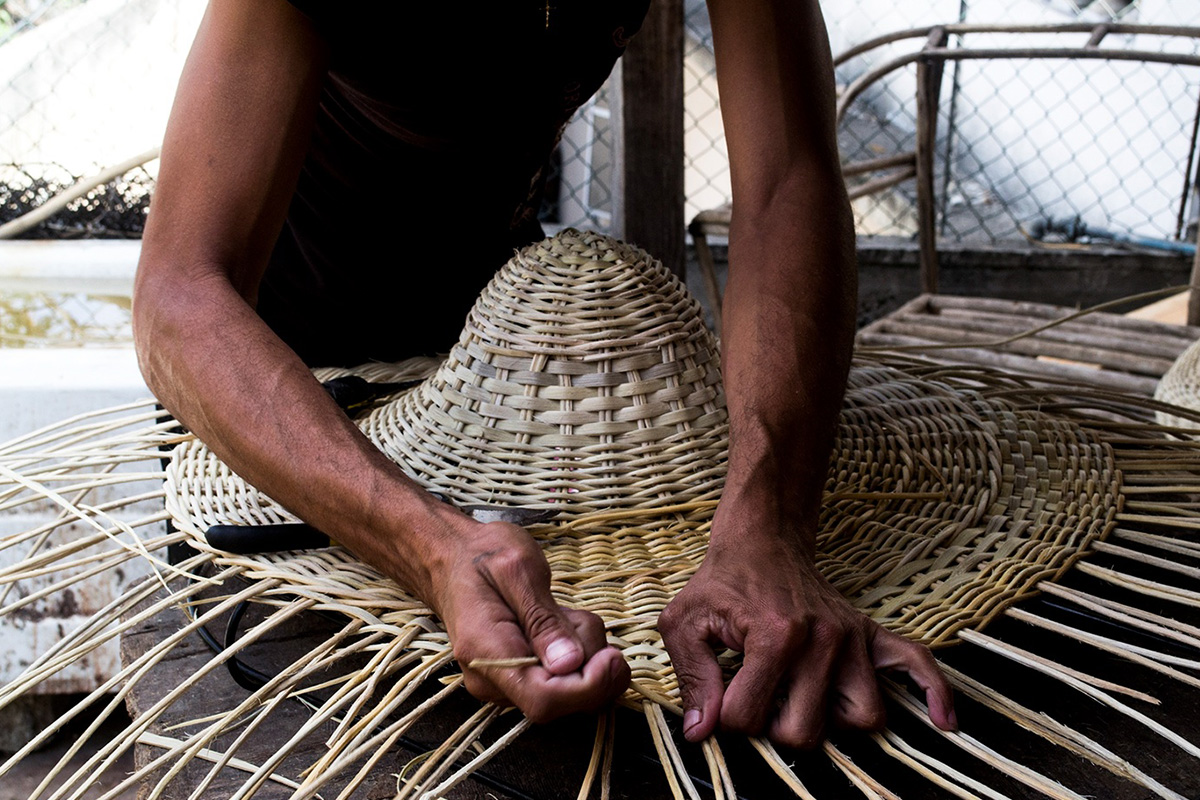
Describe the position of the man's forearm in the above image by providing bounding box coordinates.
[718,169,857,549]
[664,0,953,745]
[133,267,467,596]
[705,0,857,548]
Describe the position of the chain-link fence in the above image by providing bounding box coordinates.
[0,289,130,346]
[9,1,1194,239]
[684,0,1200,251]
[5,0,1198,242]
[0,0,197,230]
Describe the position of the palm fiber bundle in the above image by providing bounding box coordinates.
[3,231,1200,799]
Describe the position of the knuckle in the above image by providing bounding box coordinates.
[771,718,825,751]
[719,705,764,736]
[580,611,606,642]
[462,672,501,705]
[657,601,682,634]
[452,639,480,668]
[786,729,825,751]
[487,545,543,581]
[905,640,943,677]
[808,617,845,647]
[888,629,932,659]
[768,613,804,640]
[846,705,887,732]
[670,662,703,699]
[521,600,563,640]
[520,696,553,724]
[915,643,939,667]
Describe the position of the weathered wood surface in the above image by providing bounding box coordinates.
[914,27,948,294]
[1127,289,1190,325]
[857,293,1200,394]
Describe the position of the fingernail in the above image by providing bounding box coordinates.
[684,709,702,736]
[948,710,959,732]
[545,638,575,669]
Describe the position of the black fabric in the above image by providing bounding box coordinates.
[258,1,650,367]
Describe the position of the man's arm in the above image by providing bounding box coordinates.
[659,0,955,747]
[134,0,628,720]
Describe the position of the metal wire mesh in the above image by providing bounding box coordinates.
[0,162,151,238]
[551,82,619,233]
[932,54,1200,247]
[683,0,1200,250]
[0,0,197,238]
[683,1,727,226]
[0,290,132,347]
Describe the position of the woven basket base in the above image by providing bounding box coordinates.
[6,352,1200,800]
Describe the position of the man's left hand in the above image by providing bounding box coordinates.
[658,506,956,748]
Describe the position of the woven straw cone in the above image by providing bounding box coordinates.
[364,229,728,515]
[1155,334,1200,429]
[167,231,727,535]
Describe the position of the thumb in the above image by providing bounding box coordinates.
[662,623,725,742]
[484,547,585,675]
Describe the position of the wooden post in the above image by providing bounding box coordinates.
[620,0,685,278]
[1189,241,1200,326]
[915,27,948,295]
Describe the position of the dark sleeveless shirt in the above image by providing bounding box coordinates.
[258,2,650,366]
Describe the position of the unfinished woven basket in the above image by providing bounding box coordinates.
[371,232,728,513]
[4,231,1200,799]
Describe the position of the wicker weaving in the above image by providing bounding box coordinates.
[4,232,1200,799]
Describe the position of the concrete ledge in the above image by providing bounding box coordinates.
[856,237,1193,321]
[0,347,143,391]
[0,240,139,295]
[0,349,147,437]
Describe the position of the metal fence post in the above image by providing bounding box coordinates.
[916,27,948,295]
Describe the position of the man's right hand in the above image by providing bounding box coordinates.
[428,521,630,720]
